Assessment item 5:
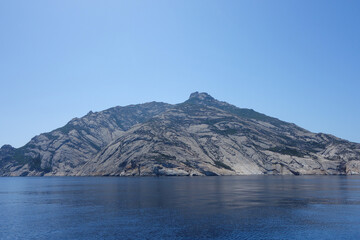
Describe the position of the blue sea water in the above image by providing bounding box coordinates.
[1,176,360,240]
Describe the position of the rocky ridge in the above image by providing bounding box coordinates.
[0,102,172,176]
[1,92,360,176]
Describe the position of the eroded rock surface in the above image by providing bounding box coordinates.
[0,102,172,176]
[1,92,360,176]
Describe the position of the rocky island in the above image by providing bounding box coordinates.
[1,92,359,176]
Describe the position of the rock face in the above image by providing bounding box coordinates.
[1,92,360,176]
[0,102,172,176]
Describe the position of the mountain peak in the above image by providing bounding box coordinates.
[1,144,14,150]
[189,92,215,101]
[2,92,360,177]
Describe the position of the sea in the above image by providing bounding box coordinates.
[1,176,360,239]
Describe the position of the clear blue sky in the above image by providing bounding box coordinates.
[1,0,359,147]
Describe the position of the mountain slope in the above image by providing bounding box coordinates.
[79,92,360,176]
[0,102,172,176]
[1,92,360,176]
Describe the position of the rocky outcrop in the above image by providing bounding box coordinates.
[0,102,172,176]
[78,93,360,176]
[1,92,360,176]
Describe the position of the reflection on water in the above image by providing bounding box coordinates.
[1,176,360,239]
